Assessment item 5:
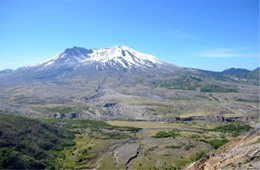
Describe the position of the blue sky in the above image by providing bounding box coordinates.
[0,0,259,71]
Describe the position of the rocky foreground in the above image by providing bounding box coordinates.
[184,123,260,170]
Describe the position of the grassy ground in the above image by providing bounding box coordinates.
[106,120,252,169]
[0,114,253,169]
[107,120,219,130]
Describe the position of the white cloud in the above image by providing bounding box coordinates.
[199,48,260,58]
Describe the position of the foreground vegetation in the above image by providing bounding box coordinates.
[0,114,139,169]
[0,114,75,169]
[0,114,254,169]
[153,131,180,138]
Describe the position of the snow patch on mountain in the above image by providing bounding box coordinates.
[32,45,163,70]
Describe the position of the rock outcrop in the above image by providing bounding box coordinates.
[184,124,260,170]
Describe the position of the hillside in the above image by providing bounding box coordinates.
[0,114,75,169]
[1,113,256,169]
[184,124,260,170]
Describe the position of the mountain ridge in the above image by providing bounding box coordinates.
[0,46,258,73]
[0,45,258,88]
[29,45,165,71]
[222,68,251,74]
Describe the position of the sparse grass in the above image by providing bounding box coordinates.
[213,123,252,137]
[107,120,205,129]
[153,131,180,138]
[199,138,228,149]
[195,95,211,100]
[200,84,238,93]
[174,159,191,169]
[191,151,205,161]
[165,145,182,149]
[35,106,79,114]
[147,146,158,152]
[173,151,206,169]
[178,112,214,118]
[43,118,141,132]
[190,134,201,139]
[236,98,260,103]
[2,116,253,170]
[184,144,195,151]
[154,77,201,91]
[54,133,97,169]
[100,132,129,139]
[0,115,143,169]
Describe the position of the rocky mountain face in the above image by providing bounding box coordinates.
[0,45,258,85]
[34,46,164,70]
[0,46,177,86]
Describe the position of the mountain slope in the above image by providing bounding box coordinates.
[0,46,177,86]
[0,114,75,169]
[31,45,165,71]
[222,68,250,74]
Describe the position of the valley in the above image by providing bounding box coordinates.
[1,114,258,169]
[0,46,259,169]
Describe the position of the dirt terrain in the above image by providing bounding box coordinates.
[1,113,258,169]
[184,124,260,170]
[47,120,255,169]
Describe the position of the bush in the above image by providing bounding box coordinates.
[190,134,200,138]
[184,144,195,151]
[0,148,16,168]
[200,84,238,93]
[199,138,228,149]
[213,124,252,137]
[154,131,180,138]
[165,145,182,149]
[208,139,228,149]
[191,151,205,161]
[155,77,200,91]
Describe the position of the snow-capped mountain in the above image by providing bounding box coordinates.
[33,45,164,70]
[0,45,178,86]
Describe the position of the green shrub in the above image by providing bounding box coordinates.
[43,118,141,132]
[199,138,228,149]
[190,134,200,138]
[165,145,182,149]
[236,98,260,103]
[200,84,238,93]
[214,124,252,137]
[155,77,200,91]
[191,151,205,161]
[102,132,128,139]
[184,144,195,151]
[208,139,228,149]
[154,131,180,138]
[0,148,17,168]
